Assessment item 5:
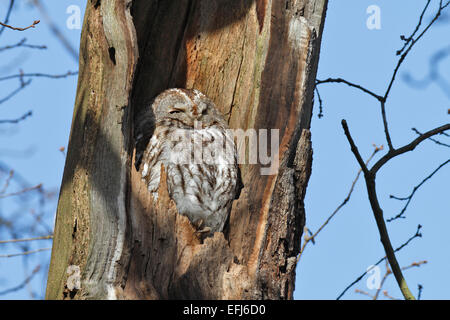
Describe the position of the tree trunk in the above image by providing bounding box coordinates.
[46,0,328,300]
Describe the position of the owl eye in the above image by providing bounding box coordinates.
[169,108,184,114]
[201,109,208,115]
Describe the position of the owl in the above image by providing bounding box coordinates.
[137,88,241,235]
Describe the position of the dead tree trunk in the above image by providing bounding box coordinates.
[45,0,328,300]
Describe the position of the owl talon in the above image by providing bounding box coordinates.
[195,227,212,235]
[193,219,211,236]
[193,219,205,230]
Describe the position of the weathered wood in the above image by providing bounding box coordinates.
[46,0,328,300]
[46,0,138,299]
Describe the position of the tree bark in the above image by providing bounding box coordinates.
[46,0,328,300]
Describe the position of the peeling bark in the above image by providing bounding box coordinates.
[46,0,328,300]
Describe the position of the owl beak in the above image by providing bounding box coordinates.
[192,104,198,117]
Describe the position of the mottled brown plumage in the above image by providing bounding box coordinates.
[138,88,240,234]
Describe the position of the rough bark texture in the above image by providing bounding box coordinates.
[46,0,328,300]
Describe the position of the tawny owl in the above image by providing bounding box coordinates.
[137,88,241,235]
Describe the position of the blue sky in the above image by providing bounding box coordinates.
[0,1,448,300]
[296,0,449,300]
[0,0,82,299]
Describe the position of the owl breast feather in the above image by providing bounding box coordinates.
[141,125,238,233]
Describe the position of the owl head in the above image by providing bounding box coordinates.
[151,88,226,128]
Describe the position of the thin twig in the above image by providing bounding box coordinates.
[0,20,40,31]
[0,170,14,194]
[0,79,32,105]
[354,289,373,298]
[397,0,432,56]
[417,284,423,300]
[315,78,383,101]
[0,247,51,258]
[0,71,78,82]
[0,38,47,52]
[402,260,427,271]
[0,0,15,37]
[373,260,391,300]
[0,184,42,199]
[315,86,324,118]
[383,291,399,300]
[0,235,53,244]
[0,111,32,124]
[388,158,450,221]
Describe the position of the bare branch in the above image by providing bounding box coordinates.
[373,260,391,300]
[0,111,32,124]
[380,100,394,150]
[315,86,324,118]
[0,79,32,105]
[412,127,450,148]
[315,78,383,101]
[297,144,383,263]
[388,158,450,221]
[0,38,47,52]
[0,184,42,199]
[341,120,416,300]
[318,3,450,150]
[0,20,40,32]
[0,247,51,258]
[0,71,78,82]
[402,260,427,271]
[371,123,450,174]
[0,170,14,194]
[374,260,427,300]
[0,0,15,38]
[383,291,399,300]
[354,289,374,299]
[341,120,371,176]
[0,235,53,244]
[417,284,423,300]
[384,0,450,100]
[396,0,432,56]
[337,225,422,299]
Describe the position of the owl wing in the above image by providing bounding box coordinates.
[201,128,239,232]
[134,105,155,171]
[140,127,167,197]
